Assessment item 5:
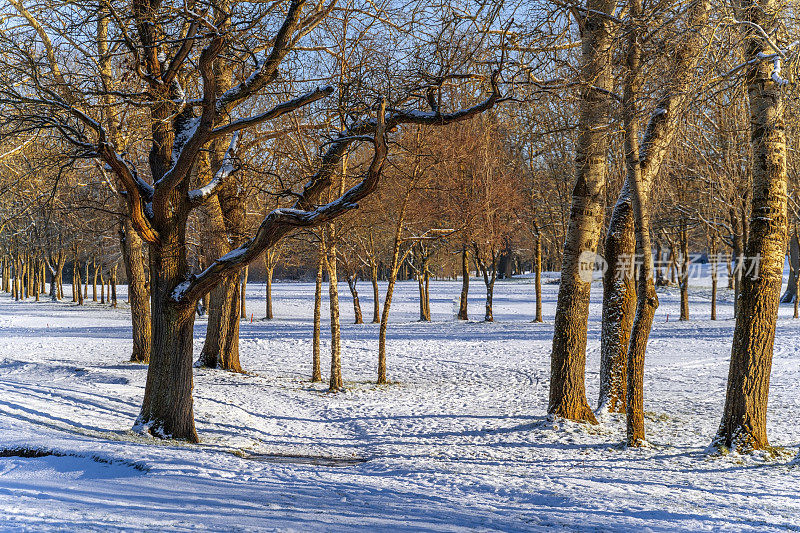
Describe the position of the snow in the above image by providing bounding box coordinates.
[1,272,800,531]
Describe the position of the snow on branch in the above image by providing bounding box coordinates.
[173,98,389,304]
[209,86,334,140]
[187,133,239,205]
[215,0,306,115]
[173,70,503,305]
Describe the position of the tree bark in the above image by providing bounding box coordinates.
[197,196,243,372]
[136,235,199,443]
[621,7,658,447]
[549,0,614,424]
[458,246,470,320]
[347,272,363,324]
[731,209,744,317]
[325,234,343,391]
[110,264,118,308]
[121,218,152,363]
[715,0,787,452]
[597,0,709,413]
[679,225,689,320]
[240,266,248,318]
[710,238,718,321]
[534,225,543,323]
[598,193,636,413]
[780,229,798,303]
[312,243,324,382]
[265,266,274,319]
[370,258,380,323]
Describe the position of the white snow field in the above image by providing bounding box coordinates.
[1,273,800,532]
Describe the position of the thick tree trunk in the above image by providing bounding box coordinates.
[136,237,198,443]
[599,0,709,415]
[458,246,469,320]
[548,0,614,424]
[716,1,787,452]
[198,275,241,371]
[121,219,152,363]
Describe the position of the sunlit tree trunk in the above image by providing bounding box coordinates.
[312,242,324,382]
[549,0,614,423]
[715,0,787,452]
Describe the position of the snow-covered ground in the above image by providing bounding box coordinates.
[1,272,800,531]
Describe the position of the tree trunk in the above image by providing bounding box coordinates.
[370,260,380,323]
[598,191,636,414]
[197,196,243,372]
[711,248,718,321]
[422,260,431,321]
[621,10,659,447]
[378,192,411,385]
[110,264,118,308]
[121,218,152,363]
[780,229,799,303]
[347,273,363,324]
[715,1,787,452]
[794,256,799,319]
[458,246,469,320]
[417,271,426,320]
[265,266,274,319]
[92,260,98,301]
[731,210,743,317]
[548,0,614,424]
[197,275,242,371]
[312,244,324,382]
[326,236,343,391]
[240,266,248,318]
[679,226,689,320]
[76,259,84,305]
[534,228,543,323]
[136,237,199,443]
